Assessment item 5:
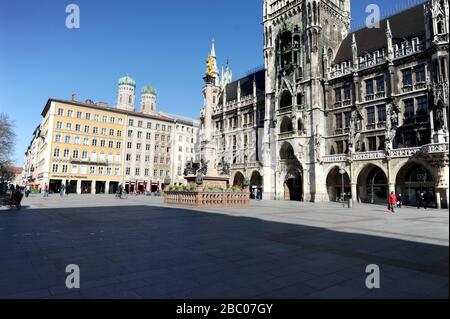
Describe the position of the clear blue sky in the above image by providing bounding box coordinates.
[0,0,425,165]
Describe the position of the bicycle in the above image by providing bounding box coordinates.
[114,191,128,199]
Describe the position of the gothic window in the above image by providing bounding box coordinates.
[416,96,428,115]
[280,117,293,133]
[377,105,386,122]
[402,69,413,87]
[343,86,351,101]
[375,77,385,93]
[437,16,444,34]
[404,99,415,119]
[336,141,344,154]
[344,112,351,128]
[365,80,374,95]
[367,107,375,125]
[296,93,303,106]
[336,113,343,129]
[415,65,426,83]
[280,91,293,108]
[334,88,342,103]
[367,137,377,151]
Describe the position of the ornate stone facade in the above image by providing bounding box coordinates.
[200,0,449,208]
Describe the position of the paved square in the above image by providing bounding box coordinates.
[0,195,448,299]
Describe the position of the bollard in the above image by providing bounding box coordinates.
[348,199,353,209]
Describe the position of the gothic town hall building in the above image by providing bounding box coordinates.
[200,0,449,208]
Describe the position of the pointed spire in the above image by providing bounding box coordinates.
[386,19,394,61]
[386,19,392,36]
[351,34,358,70]
[210,39,216,58]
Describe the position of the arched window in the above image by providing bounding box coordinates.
[280,91,293,108]
[280,117,293,133]
[280,142,295,160]
[296,93,303,106]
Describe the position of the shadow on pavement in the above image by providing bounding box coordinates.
[0,205,448,299]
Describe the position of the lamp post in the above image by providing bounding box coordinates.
[339,164,346,208]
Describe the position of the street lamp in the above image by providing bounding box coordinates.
[339,164,346,208]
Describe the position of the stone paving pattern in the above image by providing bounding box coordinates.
[0,195,448,299]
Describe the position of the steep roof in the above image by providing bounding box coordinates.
[334,3,426,64]
[220,69,265,103]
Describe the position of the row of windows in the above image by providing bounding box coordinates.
[52,164,120,176]
[56,109,123,124]
[125,168,169,177]
[53,149,121,162]
[54,135,122,148]
[176,125,195,133]
[333,66,426,105]
[334,96,427,131]
[126,142,171,152]
[128,119,173,132]
[55,122,122,137]
[126,154,171,164]
[127,130,171,142]
[402,65,426,87]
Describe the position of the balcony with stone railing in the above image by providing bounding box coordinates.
[322,154,348,163]
[278,132,295,140]
[421,143,449,155]
[322,143,449,164]
[277,106,293,115]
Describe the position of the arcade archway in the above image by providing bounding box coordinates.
[284,169,303,201]
[357,164,388,204]
[233,171,245,189]
[326,166,351,202]
[396,162,436,207]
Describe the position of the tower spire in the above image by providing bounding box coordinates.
[210,38,216,58]
[205,39,219,85]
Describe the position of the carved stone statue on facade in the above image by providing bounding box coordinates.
[314,125,322,164]
[435,106,445,131]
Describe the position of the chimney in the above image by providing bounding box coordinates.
[71,94,77,101]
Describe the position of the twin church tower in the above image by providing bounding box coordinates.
[116,75,157,115]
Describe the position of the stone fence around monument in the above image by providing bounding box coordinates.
[164,189,250,207]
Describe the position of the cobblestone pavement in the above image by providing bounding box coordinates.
[0,194,448,299]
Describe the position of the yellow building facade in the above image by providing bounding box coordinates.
[43,99,126,194]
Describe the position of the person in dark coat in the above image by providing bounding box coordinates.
[397,194,403,208]
[417,193,427,209]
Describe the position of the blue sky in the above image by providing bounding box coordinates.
[0,0,425,165]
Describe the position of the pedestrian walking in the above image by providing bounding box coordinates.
[25,185,30,198]
[388,192,397,213]
[43,183,49,197]
[417,193,427,209]
[60,185,65,197]
[397,193,403,208]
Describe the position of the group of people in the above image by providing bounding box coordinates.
[251,187,263,200]
[388,192,428,213]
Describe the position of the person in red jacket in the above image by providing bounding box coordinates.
[388,192,397,213]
